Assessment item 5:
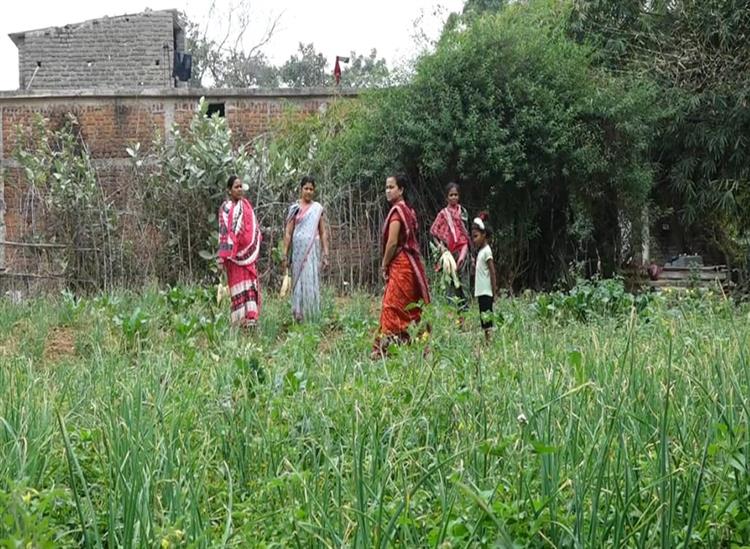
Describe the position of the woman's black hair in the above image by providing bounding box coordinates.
[226,174,240,190]
[389,173,409,191]
[300,175,316,188]
[445,181,460,196]
[472,211,492,237]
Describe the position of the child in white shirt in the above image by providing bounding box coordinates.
[472,212,497,341]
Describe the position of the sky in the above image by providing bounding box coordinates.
[0,0,464,90]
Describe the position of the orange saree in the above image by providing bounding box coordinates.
[373,200,430,356]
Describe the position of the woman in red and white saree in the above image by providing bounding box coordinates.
[430,182,471,311]
[372,175,431,358]
[218,175,262,327]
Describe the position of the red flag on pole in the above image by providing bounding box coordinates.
[334,56,349,85]
[334,56,342,85]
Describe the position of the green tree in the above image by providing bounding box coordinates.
[336,0,658,287]
[462,0,507,18]
[571,0,750,266]
[338,49,391,88]
[214,51,279,88]
[279,43,330,87]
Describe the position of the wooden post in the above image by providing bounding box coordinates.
[0,105,5,272]
[641,207,650,265]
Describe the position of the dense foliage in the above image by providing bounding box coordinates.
[10,0,749,292]
[571,0,750,268]
[316,0,659,288]
[127,98,253,284]
[268,0,749,287]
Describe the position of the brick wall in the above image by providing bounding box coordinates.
[0,88,358,286]
[11,10,182,90]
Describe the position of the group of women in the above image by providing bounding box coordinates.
[217,173,497,355]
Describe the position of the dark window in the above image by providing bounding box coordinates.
[155,60,160,66]
[36,61,42,68]
[207,103,225,118]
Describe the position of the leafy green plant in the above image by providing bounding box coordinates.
[534,277,657,321]
[112,307,151,350]
[13,113,117,290]
[0,485,75,548]
[129,98,252,284]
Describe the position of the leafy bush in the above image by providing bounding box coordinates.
[534,277,655,321]
[129,98,252,284]
[13,114,117,290]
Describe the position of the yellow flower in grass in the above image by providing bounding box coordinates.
[21,489,37,505]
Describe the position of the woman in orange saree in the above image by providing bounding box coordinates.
[218,175,262,327]
[372,174,431,358]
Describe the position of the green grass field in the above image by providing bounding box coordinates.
[1,283,749,547]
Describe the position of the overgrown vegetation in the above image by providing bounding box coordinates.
[290,0,658,288]
[126,97,382,288]
[12,114,117,290]
[127,98,252,284]
[1,284,748,546]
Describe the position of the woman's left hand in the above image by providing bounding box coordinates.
[322,254,330,270]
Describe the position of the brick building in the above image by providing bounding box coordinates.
[10,9,185,90]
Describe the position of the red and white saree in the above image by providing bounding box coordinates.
[218,198,262,326]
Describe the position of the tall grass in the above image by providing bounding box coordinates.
[0,285,748,547]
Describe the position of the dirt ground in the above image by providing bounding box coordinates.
[43,326,77,363]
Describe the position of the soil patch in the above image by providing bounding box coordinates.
[43,327,77,363]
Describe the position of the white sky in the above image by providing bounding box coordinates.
[0,0,464,90]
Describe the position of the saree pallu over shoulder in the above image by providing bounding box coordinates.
[383,201,430,305]
[374,200,431,354]
[218,198,262,325]
[430,204,471,310]
[218,198,262,266]
[430,205,470,255]
[288,201,324,321]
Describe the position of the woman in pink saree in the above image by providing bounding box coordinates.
[218,175,262,327]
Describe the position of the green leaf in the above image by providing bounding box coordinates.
[531,440,558,455]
